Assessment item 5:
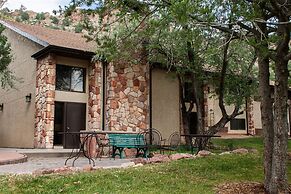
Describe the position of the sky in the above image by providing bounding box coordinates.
[4,0,72,13]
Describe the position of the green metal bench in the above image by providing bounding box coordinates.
[108,133,148,159]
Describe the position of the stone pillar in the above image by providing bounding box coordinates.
[106,63,149,132]
[34,54,56,148]
[88,62,102,130]
[246,99,255,135]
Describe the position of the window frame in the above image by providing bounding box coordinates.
[55,64,86,93]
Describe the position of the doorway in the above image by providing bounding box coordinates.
[189,112,198,134]
[54,102,86,148]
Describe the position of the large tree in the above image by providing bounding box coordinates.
[65,0,256,140]
[65,0,290,193]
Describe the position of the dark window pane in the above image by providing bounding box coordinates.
[56,65,71,91]
[56,65,85,92]
[230,119,246,130]
[71,67,84,92]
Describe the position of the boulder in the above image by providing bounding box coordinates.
[232,148,249,154]
[149,154,170,163]
[121,162,136,168]
[131,158,149,165]
[133,163,144,168]
[169,153,193,160]
[219,151,231,155]
[249,149,259,154]
[83,165,93,172]
[124,148,137,158]
[197,150,212,157]
[32,168,54,175]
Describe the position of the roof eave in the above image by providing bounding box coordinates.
[31,45,95,60]
[0,20,49,47]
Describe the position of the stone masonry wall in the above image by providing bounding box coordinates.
[106,63,149,132]
[34,54,56,148]
[88,62,102,130]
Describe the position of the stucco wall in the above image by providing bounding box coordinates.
[151,68,180,139]
[0,28,43,148]
[208,93,247,134]
[253,100,262,130]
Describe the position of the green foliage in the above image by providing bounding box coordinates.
[15,17,21,22]
[20,11,29,21]
[35,12,45,20]
[0,24,15,89]
[50,16,59,24]
[62,17,71,26]
[74,22,83,33]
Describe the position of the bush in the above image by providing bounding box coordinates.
[35,12,45,20]
[74,23,83,33]
[20,11,29,21]
[50,16,59,25]
[62,18,71,26]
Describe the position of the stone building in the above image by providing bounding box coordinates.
[0,20,289,148]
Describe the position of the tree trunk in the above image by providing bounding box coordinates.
[179,75,192,146]
[269,21,290,193]
[257,52,274,193]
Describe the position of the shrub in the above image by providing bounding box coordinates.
[20,11,29,21]
[50,16,59,25]
[74,23,83,33]
[35,12,45,20]
[62,18,71,26]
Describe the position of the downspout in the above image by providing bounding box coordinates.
[102,62,107,131]
[149,65,153,129]
[149,65,153,144]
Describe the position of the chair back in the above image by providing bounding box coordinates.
[169,132,180,147]
[144,128,162,146]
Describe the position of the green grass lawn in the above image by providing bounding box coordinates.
[0,137,291,194]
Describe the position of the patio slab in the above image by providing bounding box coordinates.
[0,156,132,175]
[0,152,27,166]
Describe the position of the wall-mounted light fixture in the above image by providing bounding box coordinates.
[25,93,32,103]
[0,103,3,111]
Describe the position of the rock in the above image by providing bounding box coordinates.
[249,149,259,154]
[83,165,93,172]
[124,148,137,158]
[53,166,73,174]
[197,150,212,157]
[121,162,136,168]
[169,153,194,160]
[131,158,148,165]
[219,151,231,155]
[133,163,144,167]
[232,148,249,154]
[32,168,54,175]
[149,154,170,163]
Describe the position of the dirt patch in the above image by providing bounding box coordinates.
[215,182,265,194]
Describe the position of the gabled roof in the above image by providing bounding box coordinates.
[0,20,96,54]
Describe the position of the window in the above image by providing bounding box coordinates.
[230,119,246,130]
[56,64,85,92]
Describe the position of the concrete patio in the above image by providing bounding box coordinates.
[0,148,132,175]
